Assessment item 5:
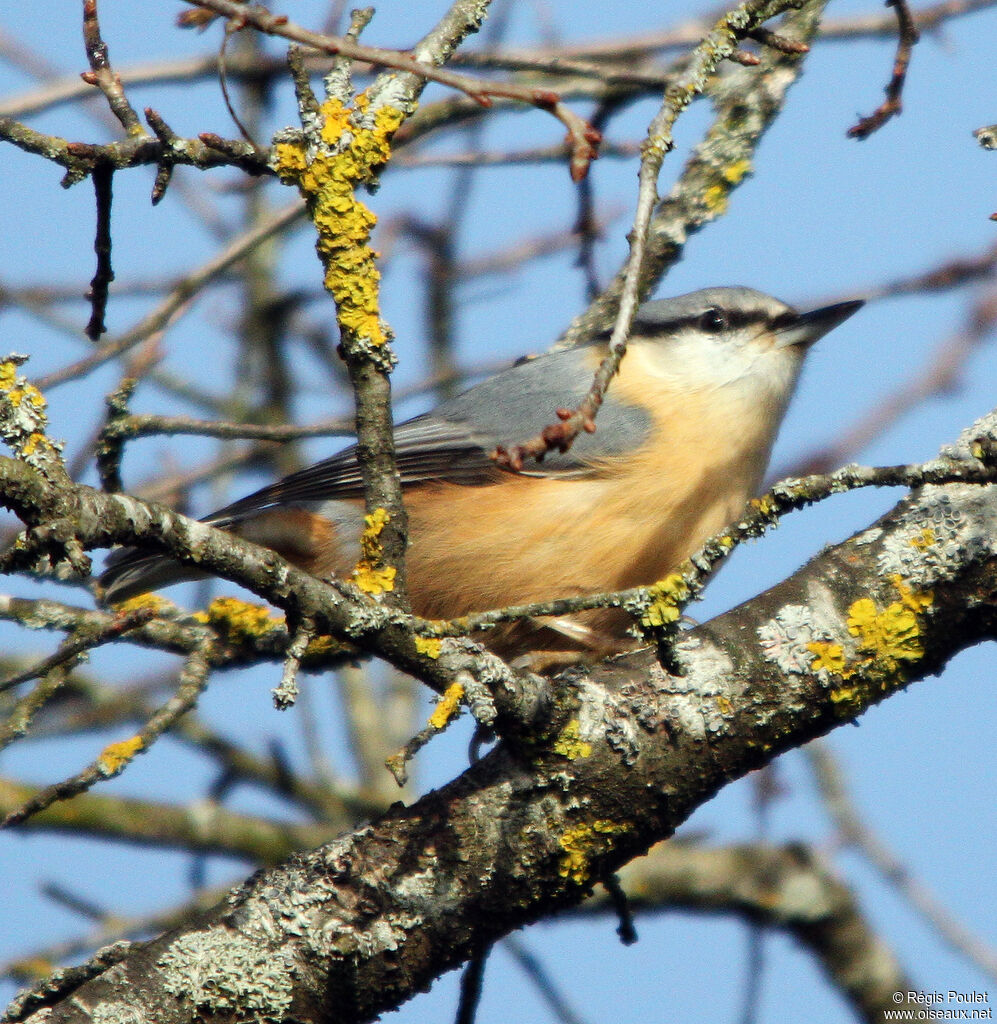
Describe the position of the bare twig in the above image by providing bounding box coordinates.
[1,640,214,829]
[573,842,913,1023]
[493,0,809,470]
[847,0,920,139]
[778,288,997,478]
[36,200,305,390]
[2,1,995,125]
[271,618,315,709]
[184,0,602,181]
[0,607,156,696]
[80,0,145,137]
[85,162,114,340]
[435,448,997,638]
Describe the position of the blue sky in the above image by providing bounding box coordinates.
[0,2,995,1021]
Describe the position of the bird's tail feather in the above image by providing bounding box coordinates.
[99,548,209,604]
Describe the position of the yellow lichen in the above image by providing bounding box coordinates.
[890,574,933,615]
[21,432,50,456]
[353,564,397,595]
[703,184,728,214]
[98,735,144,775]
[193,597,283,643]
[805,640,852,678]
[0,369,46,411]
[414,635,442,660]
[750,494,778,519]
[558,820,630,884]
[352,507,396,595]
[552,719,592,761]
[828,683,862,707]
[846,596,924,678]
[271,95,405,347]
[303,634,343,657]
[722,158,752,184]
[641,573,690,628]
[428,682,464,730]
[107,592,177,615]
[818,577,933,712]
[909,527,937,550]
[715,695,733,715]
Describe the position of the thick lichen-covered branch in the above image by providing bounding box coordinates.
[14,464,997,1023]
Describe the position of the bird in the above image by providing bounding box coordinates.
[100,286,863,660]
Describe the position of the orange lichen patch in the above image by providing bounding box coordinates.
[428,682,464,729]
[271,95,405,347]
[558,820,631,884]
[193,597,283,644]
[98,735,144,775]
[352,507,396,595]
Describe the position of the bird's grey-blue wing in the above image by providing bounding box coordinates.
[209,345,651,525]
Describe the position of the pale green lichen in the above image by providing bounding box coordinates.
[158,928,293,1020]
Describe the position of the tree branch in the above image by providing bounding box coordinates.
[11,454,997,1021]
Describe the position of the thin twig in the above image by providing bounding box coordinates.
[455,946,490,1024]
[847,0,920,139]
[0,607,156,695]
[2,1,995,124]
[1,639,214,829]
[502,936,592,1024]
[85,162,114,340]
[36,200,305,390]
[183,0,601,181]
[272,618,315,709]
[80,0,145,137]
[778,288,997,478]
[433,450,997,638]
[492,0,807,470]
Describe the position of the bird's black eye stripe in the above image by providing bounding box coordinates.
[596,306,771,341]
[770,310,798,330]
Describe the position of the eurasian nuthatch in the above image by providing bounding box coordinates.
[101,287,863,657]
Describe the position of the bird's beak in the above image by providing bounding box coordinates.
[773,298,864,349]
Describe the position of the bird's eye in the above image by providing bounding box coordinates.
[699,307,728,332]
